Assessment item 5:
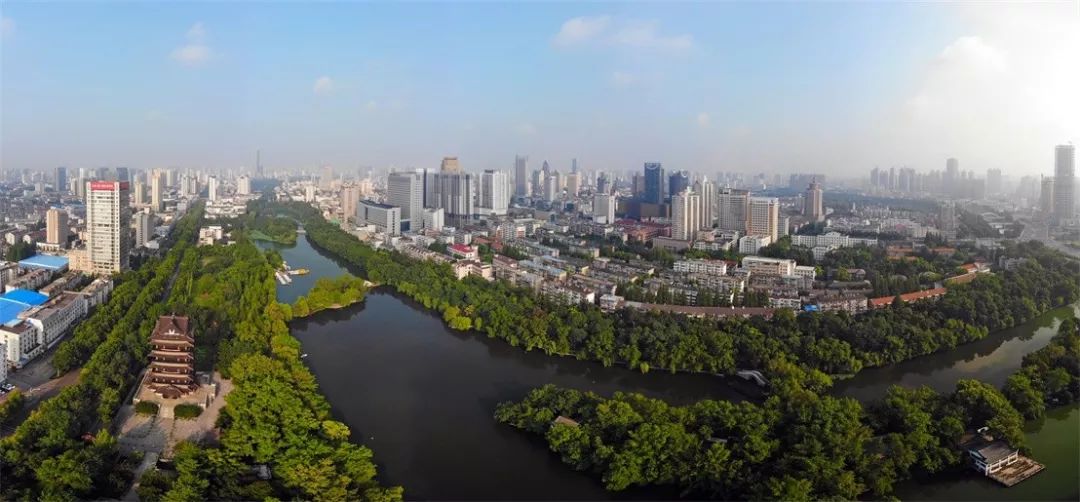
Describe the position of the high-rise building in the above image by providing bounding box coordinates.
[54,167,67,194]
[1041,176,1055,216]
[304,184,317,203]
[388,171,424,229]
[208,176,220,201]
[1053,144,1075,226]
[596,174,610,195]
[46,208,68,247]
[151,171,164,212]
[514,155,529,197]
[479,170,509,215]
[564,172,581,197]
[441,156,462,173]
[748,197,779,241]
[671,190,701,241]
[133,211,153,248]
[543,174,559,202]
[643,163,664,204]
[85,180,131,274]
[340,184,361,223]
[593,193,616,224]
[804,179,824,222]
[358,200,401,236]
[424,166,474,226]
[237,175,252,195]
[986,169,1002,196]
[939,201,957,237]
[668,171,689,201]
[133,180,147,206]
[945,158,960,196]
[717,188,750,233]
[696,179,715,229]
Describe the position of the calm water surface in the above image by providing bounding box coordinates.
[261,235,1079,500]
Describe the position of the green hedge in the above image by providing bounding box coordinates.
[173,404,203,420]
[134,401,159,416]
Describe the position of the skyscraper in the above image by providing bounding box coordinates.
[939,201,957,237]
[441,156,462,173]
[1040,176,1055,217]
[237,175,252,195]
[748,197,779,241]
[1053,144,1075,226]
[54,167,67,194]
[387,171,424,229]
[668,171,689,201]
[514,155,529,197]
[340,184,361,223]
[643,162,664,204]
[564,172,581,197]
[46,208,68,247]
[86,180,131,274]
[151,171,164,212]
[425,161,474,226]
[671,190,701,241]
[479,170,509,216]
[945,158,960,196]
[695,179,715,229]
[133,211,153,248]
[593,193,616,224]
[208,176,219,201]
[717,188,750,233]
[804,179,824,222]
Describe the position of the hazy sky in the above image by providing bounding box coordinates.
[1,2,1077,177]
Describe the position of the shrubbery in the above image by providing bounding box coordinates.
[134,401,159,416]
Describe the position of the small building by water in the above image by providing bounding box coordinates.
[962,429,1045,487]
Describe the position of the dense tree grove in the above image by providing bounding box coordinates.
[1003,316,1080,420]
[277,201,1078,378]
[4,240,35,261]
[496,369,1035,500]
[290,274,369,318]
[0,204,204,500]
[243,199,298,244]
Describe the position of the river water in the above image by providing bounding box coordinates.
[258,235,1080,500]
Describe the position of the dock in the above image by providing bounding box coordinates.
[988,455,1045,487]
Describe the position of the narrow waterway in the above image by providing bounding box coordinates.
[260,235,1079,500]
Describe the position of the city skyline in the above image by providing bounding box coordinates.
[2,3,1077,176]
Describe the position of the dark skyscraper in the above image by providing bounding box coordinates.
[55,166,67,193]
[643,162,664,204]
[668,170,689,199]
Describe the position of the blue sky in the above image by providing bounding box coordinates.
[1,2,1076,177]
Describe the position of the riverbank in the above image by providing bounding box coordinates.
[249,229,296,245]
[286,297,365,319]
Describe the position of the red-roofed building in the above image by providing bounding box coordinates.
[144,315,198,399]
[868,287,948,309]
[449,244,478,260]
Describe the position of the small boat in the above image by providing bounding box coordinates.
[301,353,309,359]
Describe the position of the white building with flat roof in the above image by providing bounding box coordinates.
[85,180,131,274]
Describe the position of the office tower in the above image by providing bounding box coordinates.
[54,167,67,194]
[870,167,881,189]
[748,197,779,241]
[564,172,581,197]
[593,193,616,224]
[544,174,559,202]
[46,208,68,247]
[114,167,130,183]
[424,164,474,226]
[85,180,131,274]
[441,156,462,173]
[133,180,147,206]
[644,162,664,204]
[388,171,424,228]
[208,176,220,201]
[695,179,715,229]
[668,171,690,201]
[151,171,164,212]
[358,200,401,236]
[479,170,509,215]
[74,175,87,200]
[671,190,701,241]
[256,149,263,177]
[133,211,153,248]
[237,175,252,195]
[530,169,543,198]
[986,169,1002,196]
[804,179,824,222]
[1053,144,1075,225]
[597,174,610,194]
[1041,176,1055,216]
[165,168,177,188]
[422,208,445,232]
[939,201,957,236]
[340,184,361,223]
[571,158,579,174]
[717,188,749,233]
[321,166,334,189]
[945,158,960,196]
[514,155,529,197]
[304,184,317,203]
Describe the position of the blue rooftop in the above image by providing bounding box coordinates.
[0,289,49,325]
[18,254,69,271]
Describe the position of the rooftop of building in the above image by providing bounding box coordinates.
[0,289,50,325]
[18,254,69,270]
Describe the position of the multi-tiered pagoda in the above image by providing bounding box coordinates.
[144,315,198,399]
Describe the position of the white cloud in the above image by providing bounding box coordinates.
[1,16,14,38]
[610,21,693,51]
[515,122,537,136]
[611,71,636,88]
[553,15,692,51]
[553,16,610,47]
[313,76,336,95]
[171,22,212,66]
[696,112,711,128]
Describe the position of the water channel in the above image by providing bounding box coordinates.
[258,235,1079,500]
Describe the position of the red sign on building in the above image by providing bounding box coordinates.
[89,181,130,191]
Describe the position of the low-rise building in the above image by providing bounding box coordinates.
[674,259,728,276]
[742,256,797,277]
[21,291,87,348]
[448,244,478,260]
